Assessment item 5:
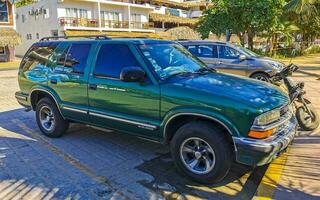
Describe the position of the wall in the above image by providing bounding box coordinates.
[15,0,59,56]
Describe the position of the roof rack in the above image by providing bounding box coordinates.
[39,35,111,42]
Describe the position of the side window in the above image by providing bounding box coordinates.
[198,45,218,58]
[63,44,91,74]
[20,43,58,72]
[219,46,240,59]
[94,44,140,78]
[185,45,198,56]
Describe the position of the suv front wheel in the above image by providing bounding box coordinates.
[171,121,232,184]
[36,97,69,138]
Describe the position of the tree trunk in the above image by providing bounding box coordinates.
[269,34,278,56]
[247,30,254,50]
[301,32,306,52]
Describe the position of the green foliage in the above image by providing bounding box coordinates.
[16,0,35,8]
[197,0,286,39]
[303,44,320,54]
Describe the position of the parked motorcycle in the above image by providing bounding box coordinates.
[270,64,319,131]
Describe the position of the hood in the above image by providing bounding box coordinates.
[173,73,289,109]
[256,57,286,70]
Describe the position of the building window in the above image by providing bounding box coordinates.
[0,47,5,55]
[0,0,9,22]
[66,8,78,18]
[36,33,40,39]
[22,14,26,23]
[79,9,87,18]
[44,8,50,19]
[65,8,88,19]
[100,11,121,28]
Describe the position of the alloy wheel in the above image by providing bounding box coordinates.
[39,105,55,132]
[179,137,216,175]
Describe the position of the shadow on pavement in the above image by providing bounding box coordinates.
[0,108,268,199]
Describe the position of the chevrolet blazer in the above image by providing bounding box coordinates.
[16,36,297,183]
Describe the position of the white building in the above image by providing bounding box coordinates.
[15,0,155,56]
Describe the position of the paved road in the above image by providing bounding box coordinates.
[0,69,319,200]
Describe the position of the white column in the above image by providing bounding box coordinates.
[98,0,102,32]
[128,5,131,32]
[12,3,16,30]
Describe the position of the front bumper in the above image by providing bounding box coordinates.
[233,114,297,166]
[15,91,30,108]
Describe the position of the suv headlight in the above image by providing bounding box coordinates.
[254,109,281,126]
[248,108,281,139]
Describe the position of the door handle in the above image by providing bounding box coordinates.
[50,79,57,84]
[89,84,97,90]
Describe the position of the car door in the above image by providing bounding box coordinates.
[184,45,219,68]
[88,42,160,139]
[197,45,219,68]
[47,42,94,122]
[216,45,248,76]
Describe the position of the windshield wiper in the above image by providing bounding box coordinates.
[165,71,192,80]
[195,67,216,74]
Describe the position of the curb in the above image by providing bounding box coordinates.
[252,148,290,200]
[297,70,320,79]
[0,67,19,71]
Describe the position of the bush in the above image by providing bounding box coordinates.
[303,45,320,55]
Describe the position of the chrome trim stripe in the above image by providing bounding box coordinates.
[89,111,158,130]
[15,95,27,101]
[63,106,88,114]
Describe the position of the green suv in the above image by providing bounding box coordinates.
[16,36,297,183]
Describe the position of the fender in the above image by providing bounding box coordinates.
[160,107,241,140]
[29,85,65,118]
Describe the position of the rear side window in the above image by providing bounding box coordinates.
[63,44,92,74]
[198,45,218,58]
[20,43,58,72]
[185,45,218,58]
[94,44,140,78]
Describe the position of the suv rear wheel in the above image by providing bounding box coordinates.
[170,121,232,184]
[36,97,69,138]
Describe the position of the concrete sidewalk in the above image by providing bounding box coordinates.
[254,72,320,200]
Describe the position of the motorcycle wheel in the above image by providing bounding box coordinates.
[296,104,320,131]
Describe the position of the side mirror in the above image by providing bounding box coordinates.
[120,67,146,82]
[239,54,247,61]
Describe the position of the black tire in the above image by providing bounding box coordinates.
[170,121,232,184]
[251,73,270,82]
[296,104,319,131]
[36,97,69,137]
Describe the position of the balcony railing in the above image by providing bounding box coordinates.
[59,17,154,30]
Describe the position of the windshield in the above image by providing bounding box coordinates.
[234,45,259,57]
[139,43,209,80]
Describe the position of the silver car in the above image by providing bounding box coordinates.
[179,40,285,82]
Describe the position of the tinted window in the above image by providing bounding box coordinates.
[219,46,240,59]
[185,45,218,58]
[63,44,91,74]
[20,43,58,72]
[186,45,198,56]
[95,44,140,78]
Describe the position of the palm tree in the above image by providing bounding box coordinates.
[284,0,320,50]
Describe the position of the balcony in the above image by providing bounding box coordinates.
[58,17,155,32]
